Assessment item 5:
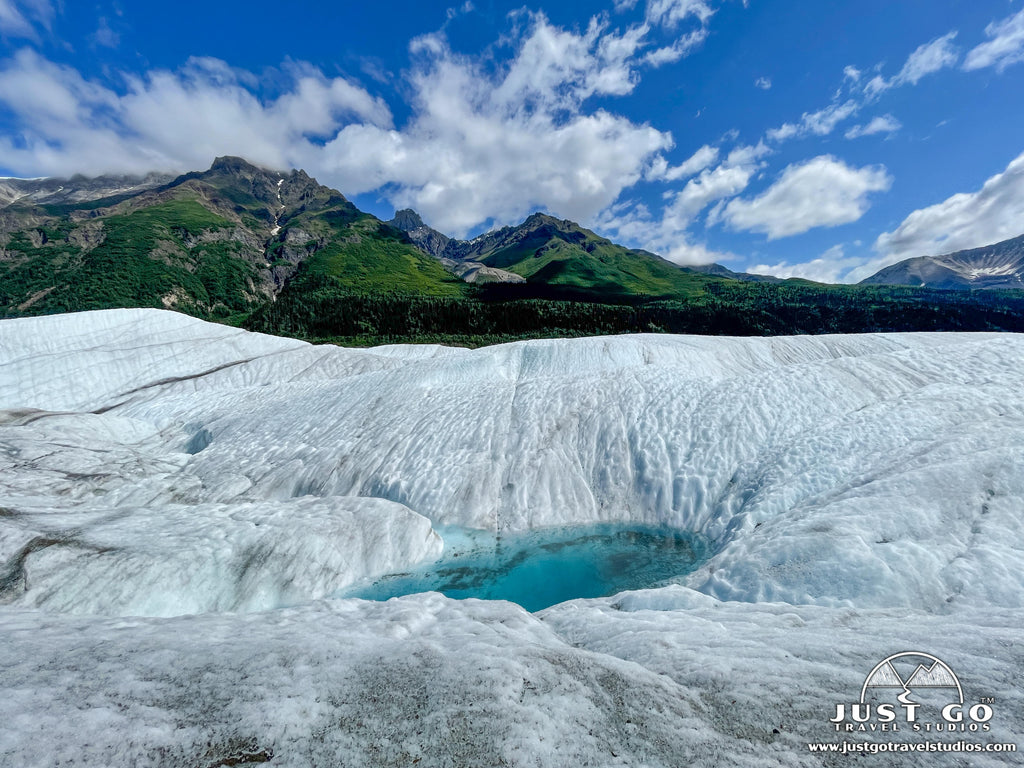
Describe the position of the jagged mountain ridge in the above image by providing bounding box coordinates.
[860,233,1024,290]
[389,208,782,288]
[1,155,769,323]
[388,209,723,296]
[0,157,461,317]
[386,209,524,284]
[0,171,175,208]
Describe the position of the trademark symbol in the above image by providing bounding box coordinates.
[979,697,995,704]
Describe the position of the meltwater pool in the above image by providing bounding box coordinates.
[341,524,709,612]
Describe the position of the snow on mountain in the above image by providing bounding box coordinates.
[1,309,1022,766]
[861,232,1024,290]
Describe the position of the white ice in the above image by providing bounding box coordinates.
[1,308,1022,766]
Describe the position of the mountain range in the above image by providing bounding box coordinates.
[860,234,1024,290]
[0,156,468,318]
[4,156,1024,342]
[0,156,743,320]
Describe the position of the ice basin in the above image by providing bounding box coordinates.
[340,524,710,612]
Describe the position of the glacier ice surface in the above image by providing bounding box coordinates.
[1,308,1022,766]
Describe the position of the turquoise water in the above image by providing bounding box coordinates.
[341,524,708,612]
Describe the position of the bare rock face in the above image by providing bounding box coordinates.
[388,209,452,259]
[387,208,529,283]
[861,233,1024,290]
[443,259,526,284]
[0,172,174,208]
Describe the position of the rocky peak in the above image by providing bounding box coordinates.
[860,232,1024,290]
[387,208,451,259]
[389,209,426,232]
[523,212,563,227]
[208,156,278,179]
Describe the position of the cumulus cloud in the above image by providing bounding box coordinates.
[844,114,901,139]
[592,200,736,265]
[875,150,1024,262]
[0,0,52,40]
[598,142,768,264]
[748,245,867,284]
[964,8,1024,72]
[0,49,394,178]
[715,155,892,239]
[0,8,705,237]
[314,15,674,235]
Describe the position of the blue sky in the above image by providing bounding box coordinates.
[1,0,1023,281]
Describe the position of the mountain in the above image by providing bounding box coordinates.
[685,262,785,283]
[387,208,451,259]
[9,157,1024,344]
[0,171,174,208]
[0,157,463,318]
[386,209,524,284]
[860,233,1024,290]
[389,209,719,297]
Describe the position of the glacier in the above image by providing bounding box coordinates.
[1,308,1022,766]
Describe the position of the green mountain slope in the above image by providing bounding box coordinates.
[8,157,1024,347]
[0,157,465,320]
[409,212,720,298]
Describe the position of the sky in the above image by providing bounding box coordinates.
[1,1,1023,282]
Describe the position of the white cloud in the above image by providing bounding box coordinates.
[862,32,960,97]
[863,74,888,98]
[637,0,719,65]
[598,142,767,264]
[894,31,959,85]
[487,14,648,109]
[0,0,52,39]
[801,100,859,135]
[843,65,861,82]
[964,8,1024,72]
[92,17,119,49]
[316,16,673,235]
[766,100,858,142]
[445,1,474,20]
[646,143,719,181]
[593,200,736,265]
[844,114,901,139]
[663,239,735,265]
[672,162,757,223]
[0,8,692,238]
[765,122,798,142]
[717,155,892,239]
[875,150,1024,262]
[748,245,865,284]
[643,28,709,66]
[0,48,394,178]
[754,76,771,90]
[645,0,714,28]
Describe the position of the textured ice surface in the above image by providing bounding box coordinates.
[1,309,1023,766]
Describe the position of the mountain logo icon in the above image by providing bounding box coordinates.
[860,651,963,705]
